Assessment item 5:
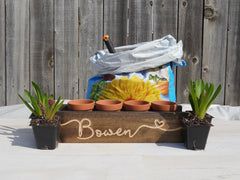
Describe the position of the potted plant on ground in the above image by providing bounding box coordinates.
[182,79,221,150]
[18,82,64,149]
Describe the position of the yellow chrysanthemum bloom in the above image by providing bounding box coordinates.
[99,75,160,102]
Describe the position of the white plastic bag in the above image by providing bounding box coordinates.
[90,35,184,75]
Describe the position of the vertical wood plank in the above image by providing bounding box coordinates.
[30,0,54,96]
[153,0,178,103]
[225,0,240,105]
[79,0,103,98]
[6,0,29,105]
[1,0,239,106]
[55,0,79,99]
[177,0,203,103]
[129,0,152,44]
[153,0,178,39]
[104,0,128,46]
[0,0,5,106]
[202,0,228,104]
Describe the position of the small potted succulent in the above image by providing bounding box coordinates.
[182,79,221,150]
[18,82,64,149]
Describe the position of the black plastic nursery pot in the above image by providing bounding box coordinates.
[31,116,61,150]
[182,114,213,150]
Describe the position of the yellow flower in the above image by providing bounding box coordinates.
[99,75,160,102]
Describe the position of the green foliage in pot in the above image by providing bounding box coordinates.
[188,79,222,120]
[18,81,64,120]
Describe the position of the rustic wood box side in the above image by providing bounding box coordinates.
[56,105,186,143]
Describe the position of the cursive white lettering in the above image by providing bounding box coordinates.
[61,118,182,140]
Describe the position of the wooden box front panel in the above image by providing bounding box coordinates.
[57,106,186,143]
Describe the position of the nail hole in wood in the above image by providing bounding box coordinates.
[192,57,198,64]
[182,1,187,7]
[49,57,54,68]
[204,6,216,20]
[203,67,209,72]
[150,1,153,6]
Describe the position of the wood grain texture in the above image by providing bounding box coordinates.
[30,0,54,96]
[129,0,152,44]
[177,0,203,103]
[57,105,185,143]
[78,0,103,98]
[153,0,178,101]
[6,0,29,105]
[104,0,128,46]
[153,0,178,39]
[225,0,240,105]
[0,0,240,106]
[55,0,79,99]
[202,0,228,104]
[0,0,5,105]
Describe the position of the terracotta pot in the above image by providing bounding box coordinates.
[151,101,177,112]
[68,99,95,111]
[96,99,123,111]
[123,100,150,111]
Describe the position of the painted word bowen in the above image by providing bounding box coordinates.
[61,118,182,140]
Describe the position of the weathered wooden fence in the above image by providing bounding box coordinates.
[0,0,239,106]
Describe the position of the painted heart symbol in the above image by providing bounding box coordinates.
[154,119,164,128]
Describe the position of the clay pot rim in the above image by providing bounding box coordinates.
[96,99,123,111]
[124,100,150,106]
[123,100,150,111]
[151,100,177,111]
[68,99,95,111]
[68,99,95,105]
[151,100,177,106]
[96,99,122,105]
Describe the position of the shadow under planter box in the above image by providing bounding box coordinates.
[56,105,187,143]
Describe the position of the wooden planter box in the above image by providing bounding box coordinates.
[56,105,187,143]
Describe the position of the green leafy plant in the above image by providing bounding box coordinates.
[18,81,64,120]
[189,79,222,119]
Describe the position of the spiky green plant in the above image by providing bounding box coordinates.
[189,79,222,119]
[18,81,64,120]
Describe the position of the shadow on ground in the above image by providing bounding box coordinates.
[0,125,36,149]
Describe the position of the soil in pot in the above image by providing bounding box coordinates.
[68,99,95,111]
[96,99,123,111]
[123,100,150,111]
[151,101,177,111]
[31,115,61,150]
[182,112,213,150]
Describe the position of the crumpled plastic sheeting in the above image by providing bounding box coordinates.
[91,35,184,75]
